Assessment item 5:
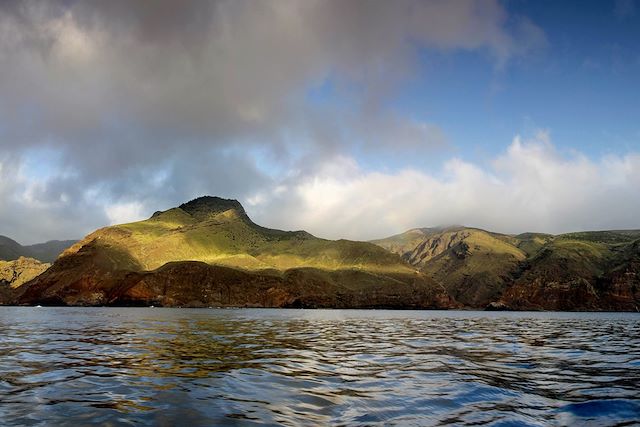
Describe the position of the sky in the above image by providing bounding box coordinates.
[1,0,639,244]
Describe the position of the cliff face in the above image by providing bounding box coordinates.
[374,227,527,307]
[18,261,455,309]
[374,228,640,311]
[16,197,456,308]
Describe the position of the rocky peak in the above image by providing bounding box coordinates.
[178,196,248,220]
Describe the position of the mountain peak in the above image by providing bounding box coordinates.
[178,196,247,220]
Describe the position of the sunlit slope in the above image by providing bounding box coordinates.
[0,257,50,288]
[62,197,411,273]
[418,229,526,306]
[370,227,437,260]
[0,257,51,304]
[512,233,555,257]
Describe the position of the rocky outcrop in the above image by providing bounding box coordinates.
[11,197,640,311]
[374,227,526,307]
[498,239,640,311]
[0,257,51,304]
[0,257,50,288]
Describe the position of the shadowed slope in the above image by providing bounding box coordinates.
[374,227,640,310]
[500,234,640,311]
[0,236,76,263]
[0,236,24,261]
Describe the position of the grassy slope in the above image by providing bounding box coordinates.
[15,198,455,308]
[371,228,434,259]
[373,227,640,309]
[74,204,411,274]
[0,257,50,288]
[373,227,528,306]
[16,197,453,307]
[418,229,526,306]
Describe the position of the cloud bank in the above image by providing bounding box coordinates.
[248,132,640,240]
[2,1,637,243]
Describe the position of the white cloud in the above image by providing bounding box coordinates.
[105,202,145,225]
[248,132,640,239]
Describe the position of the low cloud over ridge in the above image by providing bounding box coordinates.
[249,132,640,240]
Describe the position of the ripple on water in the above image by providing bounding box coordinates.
[0,308,639,426]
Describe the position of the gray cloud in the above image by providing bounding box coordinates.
[0,0,545,243]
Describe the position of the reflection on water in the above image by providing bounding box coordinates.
[0,308,639,426]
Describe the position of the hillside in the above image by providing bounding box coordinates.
[0,236,25,261]
[12,197,454,308]
[373,227,640,310]
[500,232,640,311]
[0,257,51,303]
[0,236,77,263]
[374,227,528,306]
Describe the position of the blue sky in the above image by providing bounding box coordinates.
[374,0,639,169]
[0,0,639,243]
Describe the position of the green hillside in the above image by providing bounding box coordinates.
[70,197,411,274]
[13,197,453,308]
[373,227,640,310]
[374,227,527,306]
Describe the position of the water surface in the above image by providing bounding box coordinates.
[0,308,639,426]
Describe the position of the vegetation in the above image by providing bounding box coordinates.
[13,197,451,308]
[3,196,639,310]
[373,226,640,310]
[0,257,50,288]
[74,197,411,274]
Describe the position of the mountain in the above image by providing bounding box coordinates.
[12,197,455,308]
[373,227,529,307]
[0,236,25,261]
[373,227,640,311]
[0,236,77,263]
